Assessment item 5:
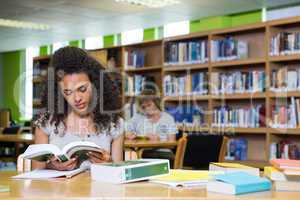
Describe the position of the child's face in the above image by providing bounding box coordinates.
[59,72,93,115]
[141,99,159,116]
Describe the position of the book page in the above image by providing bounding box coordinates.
[22,144,61,162]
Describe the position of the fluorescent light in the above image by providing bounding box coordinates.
[115,0,180,8]
[0,18,50,30]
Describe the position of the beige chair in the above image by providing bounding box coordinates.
[218,136,228,162]
[17,154,32,172]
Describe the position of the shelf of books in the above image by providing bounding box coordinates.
[31,16,300,168]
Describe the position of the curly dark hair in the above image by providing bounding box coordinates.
[35,46,121,135]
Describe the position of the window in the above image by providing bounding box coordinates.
[163,20,189,38]
[24,47,39,120]
[121,28,143,45]
[52,41,68,53]
[85,36,103,50]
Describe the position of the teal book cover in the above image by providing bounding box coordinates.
[214,172,271,195]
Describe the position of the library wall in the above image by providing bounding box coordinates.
[267,5,300,21]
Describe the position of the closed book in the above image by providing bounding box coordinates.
[209,162,260,176]
[271,159,300,170]
[207,172,271,195]
[91,159,170,184]
[274,180,300,191]
[264,166,287,181]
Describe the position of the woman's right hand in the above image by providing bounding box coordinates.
[46,156,78,171]
[125,132,137,140]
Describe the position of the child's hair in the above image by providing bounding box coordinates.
[35,46,121,134]
[136,89,162,112]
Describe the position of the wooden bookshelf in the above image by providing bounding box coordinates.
[31,16,300,168]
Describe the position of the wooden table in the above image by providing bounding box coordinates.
[124,139,178,158]
[1,171,300,200]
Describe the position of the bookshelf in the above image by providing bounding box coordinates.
[31,16,300,168]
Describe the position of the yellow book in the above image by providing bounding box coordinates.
[150,169,223,187]
[209,162,260,176]
[264,166,300,181]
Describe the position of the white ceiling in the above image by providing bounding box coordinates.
[0,0,300,52]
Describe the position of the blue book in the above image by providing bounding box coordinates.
[207,172,271,195]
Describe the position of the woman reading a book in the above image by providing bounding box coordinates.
[33,47,124,171]
[125,89,177,158]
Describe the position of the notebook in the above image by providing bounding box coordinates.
[150,169,223,187]
[207,172,271,195]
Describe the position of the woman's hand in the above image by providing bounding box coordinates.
[146,133,160,141]
[46,156,78,171]
[125,132,137,140]
[87,150,111,163]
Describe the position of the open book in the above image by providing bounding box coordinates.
[22,141,105,164]
[12,166,88,179]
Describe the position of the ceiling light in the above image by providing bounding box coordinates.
[115,0,180,8]
[0,18,50,30]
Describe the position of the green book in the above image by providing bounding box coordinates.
[91,159,170,184]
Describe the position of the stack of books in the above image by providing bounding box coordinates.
[164,40,208,65]
[265,159,300,191]
[270,97,300,129]
[163,74,189,96]
[211,70,265,95]
[212,105,265,128]
[270,67,300,92]
[270,32,300,56]
[124,50,145,69]
[211,37,248,62]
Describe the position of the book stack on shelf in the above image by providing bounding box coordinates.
[191,72,208,95]
[270,67,300,92]
[270,97,300,128]
[211,37,248,62]
[270,32,300,56]
[125,75,156,96]
[270,139,300,160]
[124,50,145,69]
[163,74,189,96]
[211,70,265,95]
[164,39,208,65]
[212,105,265,128]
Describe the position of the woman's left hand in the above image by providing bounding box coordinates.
[87,150,111,163]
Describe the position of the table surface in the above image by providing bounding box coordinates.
[1,171,300,200]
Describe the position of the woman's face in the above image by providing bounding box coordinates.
[141,99,159,116]
[59,72,92,115]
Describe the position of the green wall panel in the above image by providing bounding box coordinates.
[230,10,262,27]
[69,40,84,48]
[2,50,24,122]
[103,35,115,48]
[190,16,232,33]
[144,28,156,41]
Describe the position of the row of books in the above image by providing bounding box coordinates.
[225,138,248,161]
[124,50,146,69]
[270,32,300,56]
[165,105,206,126]
[0,161,16,171]
[270,140,299,160]
[33,84,45,101]
[33,67,47,79]
[164,40,208,65]
[0,146,15,157]
[211,70,265,95]
[211,37,248,62]
[271,67,300,92]
[125,75,156,96]
[212,105,265,128]
[270,97,300,128]
[164,72,208,96]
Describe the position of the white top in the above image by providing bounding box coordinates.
[35,115,124,153]
[125,112,177,140]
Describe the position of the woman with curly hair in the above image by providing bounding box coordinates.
[33,46,124,171]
